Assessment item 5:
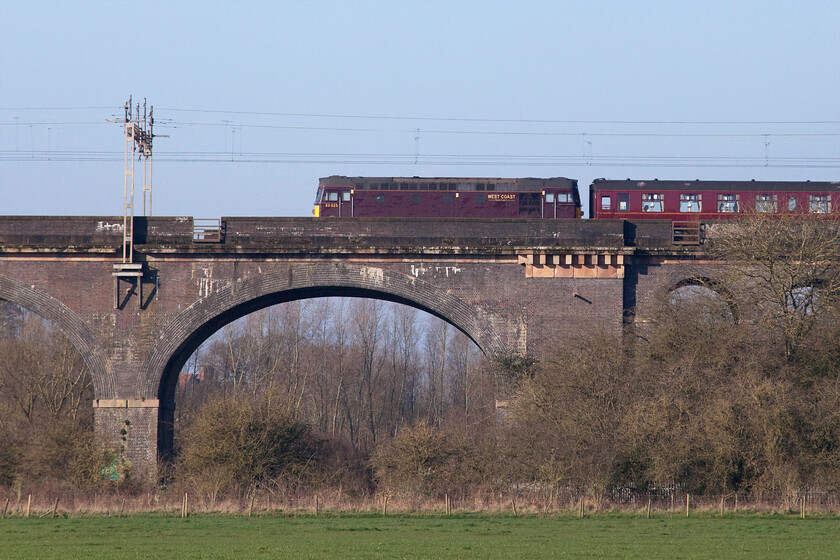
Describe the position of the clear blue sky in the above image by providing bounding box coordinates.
[1,0,838,218]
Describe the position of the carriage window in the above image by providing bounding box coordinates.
[375,195,385,203]
[755,194,777,213]
[810,195,830,213]
[642,193,663,212]
[618,193,630,211]
[717,194,739,213]
[788,197,798,211]
[601,196,611,210]
[545,193,555,203]
[327,191,339,202]
[680,194,701,212]
[342,191,351,202]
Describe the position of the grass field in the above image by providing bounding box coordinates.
[2,512,838,559]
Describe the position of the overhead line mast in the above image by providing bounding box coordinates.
[114,96,166,309]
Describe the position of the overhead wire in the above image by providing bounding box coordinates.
[150,120,840,138]
[3,105,839,126]
[2,149,838,168]
[1,106,838,168]
[4,118,838,141]
[154,107,840,126]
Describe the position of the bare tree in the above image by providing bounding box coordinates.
[706,213,840,360]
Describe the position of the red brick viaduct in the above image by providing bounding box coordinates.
[0,216,714,479]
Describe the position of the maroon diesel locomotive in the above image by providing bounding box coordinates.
[590,179,840,221]
[313,176,582,219]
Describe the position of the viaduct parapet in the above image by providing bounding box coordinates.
[0,216,713,479]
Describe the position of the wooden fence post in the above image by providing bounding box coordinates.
[646,497,651,519]
[315,495,319,517]
[2,497,9,519]
[685,494,690,518]
[52,497,59,519]
[25,494,31,518]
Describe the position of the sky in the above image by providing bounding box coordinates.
[1,0,838,219]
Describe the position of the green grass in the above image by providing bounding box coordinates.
[2,512,839,559]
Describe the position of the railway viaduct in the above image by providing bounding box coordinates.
[0,216,714,479]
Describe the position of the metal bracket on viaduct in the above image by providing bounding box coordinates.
[0,216,712,479]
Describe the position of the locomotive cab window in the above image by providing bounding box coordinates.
[342,191,351,202]
[718,194,739,213]
[327,191,339,202]
[809,195,830,213]
[557,193,570,203]
[545,193,555,203]
[618,193,629,211]
[755,194,777,213]
[642,193,663,212]
[680,194,701,213]
[601,195,611,210]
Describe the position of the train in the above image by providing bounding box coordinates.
[314,176,582,219]
[590,179,839,220]
[314,175,839,222]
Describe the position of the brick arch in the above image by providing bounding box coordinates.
[665,275,740,322]
[0,274,114,398]
[140,261,505,402]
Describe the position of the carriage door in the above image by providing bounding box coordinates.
[339,190,353,217]
[542,191,557,218]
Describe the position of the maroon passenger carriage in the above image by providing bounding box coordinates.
[591,179,840,242]
[314,176,582,219]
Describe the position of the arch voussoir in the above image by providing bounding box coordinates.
[0,274,114,398]
[140,261,504,399]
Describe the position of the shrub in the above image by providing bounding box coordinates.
[177,392,317,501]
[371,421,470,498]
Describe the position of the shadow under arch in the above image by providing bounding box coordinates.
[140,262,505,457]
[0,273,114,398]
[667,276,740,323]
